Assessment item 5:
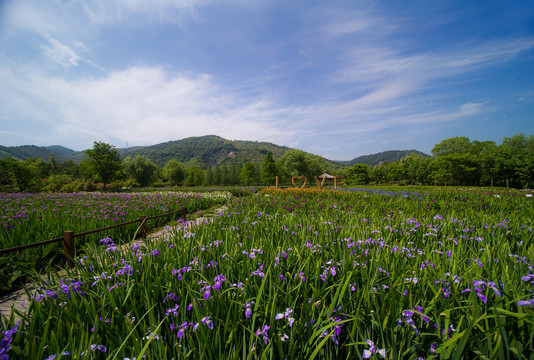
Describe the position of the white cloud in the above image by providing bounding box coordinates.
[41,37,84,68]
[460,102,486,115]
[5,66,293,149]
[329,38,534,113]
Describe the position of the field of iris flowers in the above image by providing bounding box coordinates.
[1,186,533,359]
[0,191,232,290]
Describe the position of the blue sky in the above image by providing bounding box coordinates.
[0,0,533,160]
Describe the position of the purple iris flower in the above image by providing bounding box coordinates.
[202,316,214,330]
[275,308,295,327]
[362,339,385,359]
[89,344,107,352]
[255,325,271,345]
[518,299,534,307]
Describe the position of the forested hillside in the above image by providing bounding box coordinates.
[1,134,532,191]
[122,135,289,167]
[342,150,429,166]
[0,145,69,162]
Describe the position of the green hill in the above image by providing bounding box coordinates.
[342,150,429,167]
[44,145,78,157]
[122,135,290,167]
[0,145,69,162]
[0,138,429,169]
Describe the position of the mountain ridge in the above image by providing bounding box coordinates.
[0,136,429,167]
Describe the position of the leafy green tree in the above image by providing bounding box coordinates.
[163,159,186,186]
[229,164,239,185]
[239,161,257,185]
[204,165,213,186]
[123,156,158,187]
[475,141,499,186]
[220,164,229,185]
[46,174,74,191]
[370,163,387,184]
[346,164,370,184]
[278,150,307,178]
[49,156,60,175]
[8,159,45,192]
[84,142,122,190]
[60,160,80,177]
[260,151,278,185]
[304,154,330,180]
[255,163,261,185]
[0,158,15,188]
[450,153,480,185]
[400,153,428,185]
[431,136,472,157]
[278,149,330,183]
[429,158,453,186]
[213,165,221,185]
[500,134,534,187]
[385,162,406,183]
[186,166,204,186]
[10,161,36,191]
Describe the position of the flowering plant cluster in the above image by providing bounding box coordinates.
[1,187,533,359]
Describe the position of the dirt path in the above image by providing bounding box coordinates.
[0,205,228,322]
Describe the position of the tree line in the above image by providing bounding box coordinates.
[344,134,533,188]
[0,134,531,192]
[0,141,338,192]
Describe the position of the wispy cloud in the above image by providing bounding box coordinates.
[41,37,84,68]
[0,65,294,149]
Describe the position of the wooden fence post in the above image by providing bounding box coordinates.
[63,231,75,265]
[275,176,279,188]
[140,215,147,238]
[181,207,187,221]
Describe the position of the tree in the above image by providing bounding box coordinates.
[213,165,221,185]
[278,150,307,178]
[278,149,330,183]
[186,166,204,186]
[500,134,534,187]
[163,159,186,186]
[10,160,37,191]
[475,141,499,186]
[84,142,122,190]
[428,157,453,186]
[239,161,256,185]
[0,159,15,188]
[261,151,278,185]
[220,164,229,185]
[346,164,370,184]
[229,164,239,185]
[204,165,213,186]
[369,163,387,184]
[432,136,472,157]
[400,153,427,185]
[385,162,406,183]
[123,155,158,187]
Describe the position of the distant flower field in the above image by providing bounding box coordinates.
[0,191,231,289]
[1,187,533,359]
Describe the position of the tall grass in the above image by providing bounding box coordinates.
[1,187,533,359]
[0,191,231,290]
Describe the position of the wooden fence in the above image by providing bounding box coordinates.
[0,207,186,264]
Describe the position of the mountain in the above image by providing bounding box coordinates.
[0,137,429,169]
[342,150,429,167]
[0,145,69,162]
[44,145,78,157]
[121,135,290,167]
